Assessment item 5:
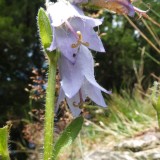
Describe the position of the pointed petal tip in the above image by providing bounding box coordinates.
[98,100,107,108]
[101,103,107,107]
[106,90,112,94]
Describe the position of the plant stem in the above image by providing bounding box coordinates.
[44,51,58,160]
[0,125,10,160]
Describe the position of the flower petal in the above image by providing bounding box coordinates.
[55,27,77,62]
[69,17,105,52]
[78,46,111,94]
[66,94,82,117]
[69,0,88,4]
[82,79,107,107]
[106,0,135,17]
[47,1,84,27]
[58,54,84,98]
[56,87,65,112]
[57,88,82,117]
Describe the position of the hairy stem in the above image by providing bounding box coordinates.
[44,51,58,160]
[0,125,10,160]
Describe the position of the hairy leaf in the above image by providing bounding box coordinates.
[53,116,84,159]
[37,7,52,49]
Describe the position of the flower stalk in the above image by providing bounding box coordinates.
[43,51,58,160]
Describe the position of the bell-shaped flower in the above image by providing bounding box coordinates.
[74,0,148,18]
[57,45,111,117]
[66,0,148,18]
[47,1,105,63]
[85,0,135,17]
[105,0,135,16]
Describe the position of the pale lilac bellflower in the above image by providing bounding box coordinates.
[47,1,105,63]
[58,45,111,116]
[47,0,111,116]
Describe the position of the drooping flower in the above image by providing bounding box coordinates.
[47,1,105,63]
[47,0,111,116]
[57,45,111,117]
[82,0,149,17]
[106,0,135,16]
[86,0,135,17]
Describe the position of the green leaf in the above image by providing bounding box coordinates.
[0,125,10,160]
[37,7,52,49]
[53,116,84,159]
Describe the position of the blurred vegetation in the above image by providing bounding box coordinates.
[95,0,160,90]
[0,0,159,159]
[0,0,44,124]
[58,88,158,160]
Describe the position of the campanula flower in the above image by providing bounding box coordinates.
[85,0,149,17]
[69,0,148,18]
[85,0,135,17]
[47,1,105,63]
[47,0,111,116]
[105,0,135,16]
[57,45,111,117]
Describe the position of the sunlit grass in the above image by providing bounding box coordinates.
[58,89,157,160]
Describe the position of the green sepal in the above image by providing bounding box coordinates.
[53,116,84,159]
[0,125,10,160]
[37,7,52,49]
